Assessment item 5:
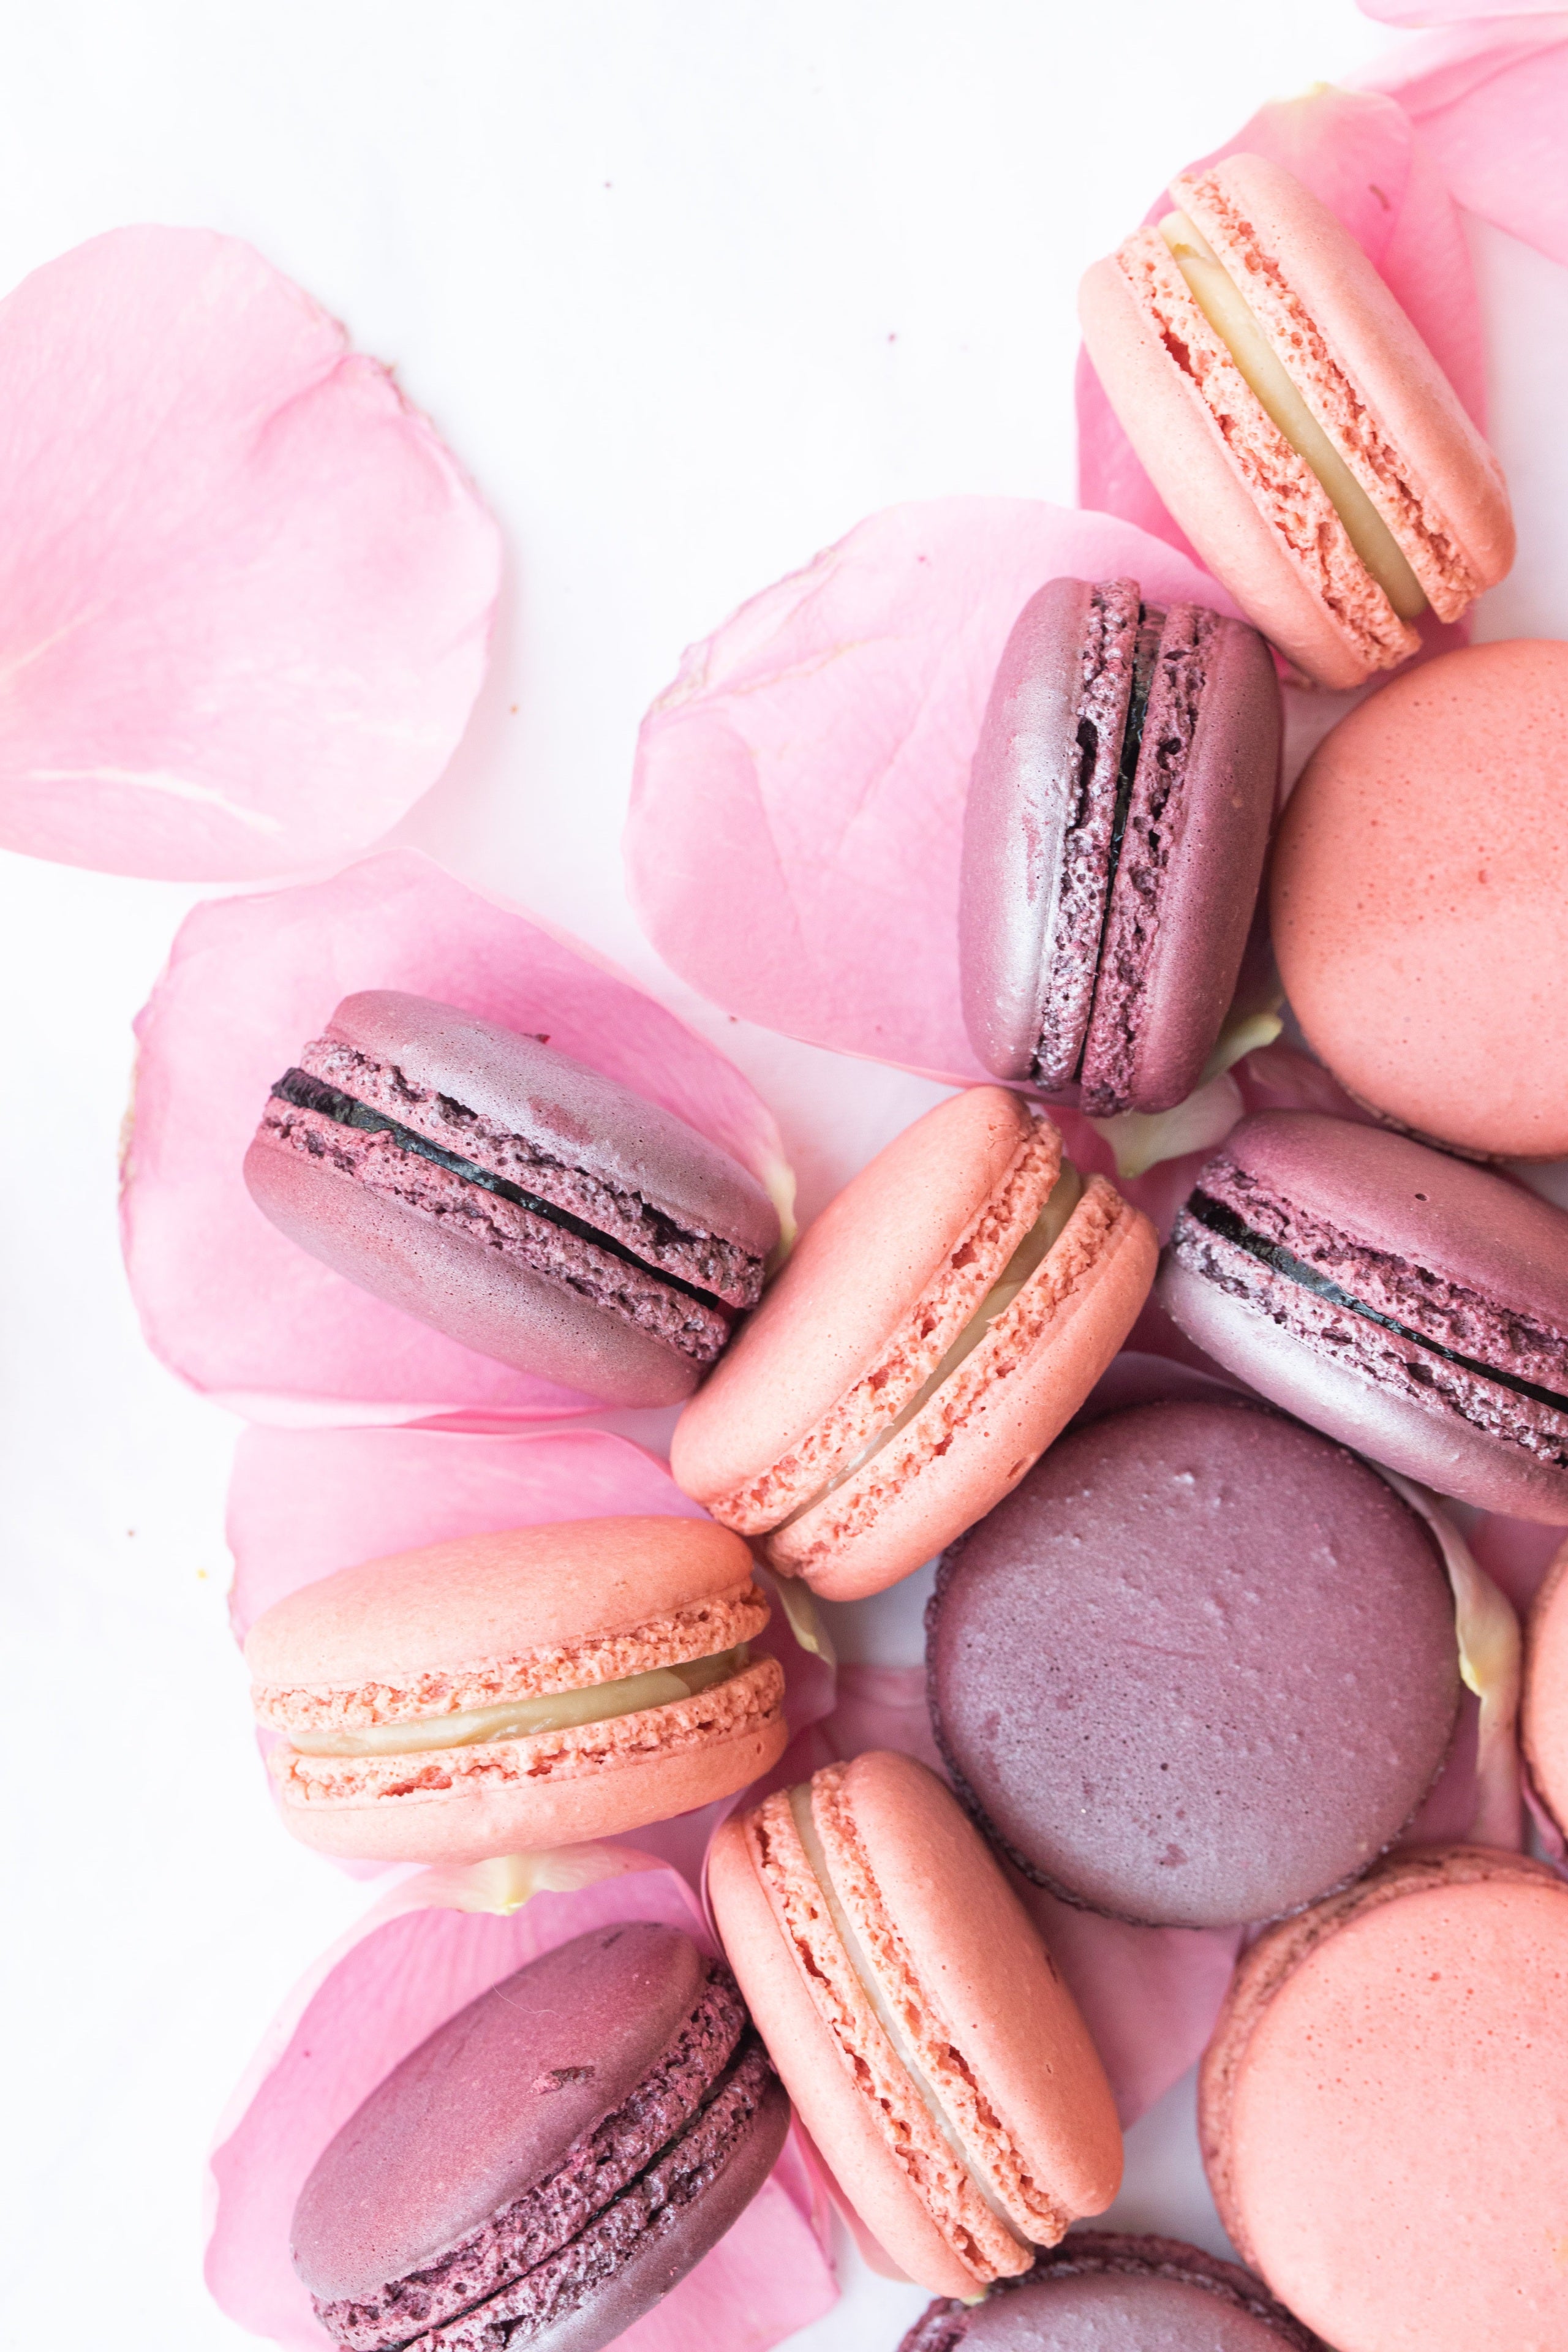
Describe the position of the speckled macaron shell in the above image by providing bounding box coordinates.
[1199,1847,1568,2352]
[899,2233,1327,2351]
[671,1088,1156,1602]
[709,1750,1122,2301]
[1160,1110,1568,1522]
[1523,1542,1568,1834]
[245,1517,788,1863]
[1273,641,1568,1159]
[1080,155,1512,690]
[928,1398,1460,1927]
[244,990,780,1409]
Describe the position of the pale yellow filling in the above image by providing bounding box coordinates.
[287,1645,750,1757]
[1159,209,1427,622]
[777,1161,1085,1534]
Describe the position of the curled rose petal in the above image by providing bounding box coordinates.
[1357,20,1568,269]
[0,228,499,879]
[627,497,1232,1082]
[121,848,793,1423]
[206,1856,836,2351]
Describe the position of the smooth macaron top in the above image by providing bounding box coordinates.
[671,1087,1044,1504]
[1524,1544,1568,1830]
[1273,640,1568,1159]
[901,2234,1326,2351]
[244,1516,758,1702]
[321,991,780,1258]
[929,1398,1460,1926]
[292,1922,710,2302]
[1201,1849,1568,2352]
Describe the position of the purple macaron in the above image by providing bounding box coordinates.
[900,2233,1327,2350]
[927,1397,1460,1928]
[1159,1110,1568,1523]
[291,1921,789,2352]
[959,576,1280,1116]
[244,990,780,1408]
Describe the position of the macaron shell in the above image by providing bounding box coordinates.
[671,1087,1039,1506]
[1201,1851,1568,2352]
[766,1181,1157,1601]
[1523,1545,1568,1829]
[708,1814,980,2302]
[1272,641,1568,1158]
[244,1128,701,1407]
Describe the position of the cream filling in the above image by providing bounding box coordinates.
[788,1784,1028,2247]
[286,1645,750,1758]
[1159,209,1427,623]
[776,1161,1085,1534]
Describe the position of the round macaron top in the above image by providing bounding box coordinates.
[324,990,780,1258]
[671,1087,1045,1503]
[929,1398,1460,1926]
[1272,641,1568,1159]
[903,2234,1324,2351]
[1204,1850,1568,2352]
[292,1921,709,2302]
[244,1515,757,1695]
[1523,1545,1568,1829]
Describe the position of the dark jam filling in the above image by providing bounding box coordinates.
[271,1067,734,1318]
[1184,1188,1568,1417]
[1069,602,1164,1085]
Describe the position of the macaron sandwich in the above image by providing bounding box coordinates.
[244,989,780,1406]
[709,1749,1122,2297]
[900,2233,1327,2351]
[1080,156,1513,687]
[1161,1110,1568,1521]
[671,1086,1156,1600]
[245,1517,788,1861]
[292,1921,789,2352]
[959,574,1280,1114]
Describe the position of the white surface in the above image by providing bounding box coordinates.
[2,6,1565,2348]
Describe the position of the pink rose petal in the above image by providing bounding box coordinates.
[626,499,1234,1080]
[206,1856,837,2352]
[0,228,499,880]
[122,848,793,1422]
[1357,21,1568,269]
[1076,85,1486,559]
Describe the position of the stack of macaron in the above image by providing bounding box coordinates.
[198,123,1568,2352]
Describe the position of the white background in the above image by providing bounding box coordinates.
[3,4,1566,2346]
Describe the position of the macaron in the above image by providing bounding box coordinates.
[1272,639,1568,1159]
[1079,154,1512,689]
[1200,1846,1568,2352]
[244,1516,788,1862]
[1160,1110,1568,1523]
[669,1087,1156,1601]
[243,988,780,1406]
[927,1397,1461,1927]
[1523,1540,1568,1836]
[708,1748,1122,2299]
[292,1920,790,2352]
[959,575,1280,1114]
[900,2233,1326,2351]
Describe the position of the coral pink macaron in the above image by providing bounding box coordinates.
[1079,154,1512,689]
[1200,1846,1568,2352]
[709,1749,1122,2299]
[1523,1540,1568,1839]
[244,1517,788,1863]
[670,1088,1156,1601]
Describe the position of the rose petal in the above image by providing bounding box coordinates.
[1360,1,1567,27]
[1357,21,1568,270]
[121,848,793,1422]
[626,498,1234,1080]
[0,228,498,880]
[205,1856,836,2351]
[1076,85,1486,554]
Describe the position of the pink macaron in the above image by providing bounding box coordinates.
[1079,155,1512,689]
[244,1517,789,1862]
[709,1748,1123,2299]
[1200,1845,1568,2352]
[1523,1539,1568,1839]
[1273,640,1568,1159]
[670,1087,1156,1601]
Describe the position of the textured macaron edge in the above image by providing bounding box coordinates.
[1197,1844,1564,2262]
